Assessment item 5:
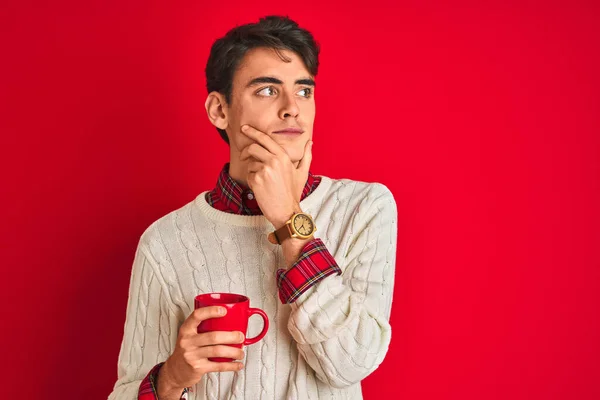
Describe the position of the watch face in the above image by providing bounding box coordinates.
[293,214,314,236]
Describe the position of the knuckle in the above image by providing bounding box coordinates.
[215,362,236,372]
[207,346,220,357]
[208,331,220,343]
[216,363,228,372]
[179,333,192,346]
[219,345,232,355]
[218,345,231,356]
[183,351,195,364]
[192,361,205,371]
[193,308,204,319]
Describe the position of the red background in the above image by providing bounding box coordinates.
[1,1,599,399]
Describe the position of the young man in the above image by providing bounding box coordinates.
[109,15,397,400]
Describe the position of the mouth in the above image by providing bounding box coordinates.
[272,128,304,135]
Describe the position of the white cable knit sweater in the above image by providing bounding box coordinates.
[108,175,398,400]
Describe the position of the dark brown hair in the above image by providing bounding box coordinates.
[205,15,320,144]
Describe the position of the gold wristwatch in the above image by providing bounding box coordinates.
[268,212,317,245]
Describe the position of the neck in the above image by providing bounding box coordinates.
[228,159,249,187]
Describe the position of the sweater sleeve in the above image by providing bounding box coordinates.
[286,183,398,388]
[108,238,182,399]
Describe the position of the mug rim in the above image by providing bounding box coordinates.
[194,292,249,305]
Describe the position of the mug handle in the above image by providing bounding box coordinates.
[244,308,269,345]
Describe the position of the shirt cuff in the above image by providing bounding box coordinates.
[276,238,342,304]
[138,362,189,400]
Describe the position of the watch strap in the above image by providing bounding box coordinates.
[268,224,292,245]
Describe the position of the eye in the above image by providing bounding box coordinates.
[256,86,277,97]
[297,87,313,98]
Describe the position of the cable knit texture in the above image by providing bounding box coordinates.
[108,176,398,400]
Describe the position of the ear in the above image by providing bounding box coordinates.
[204,91,229,130]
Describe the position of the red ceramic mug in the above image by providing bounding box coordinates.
[194,293,269,362]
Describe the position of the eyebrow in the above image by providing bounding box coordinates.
[245,76,316,88]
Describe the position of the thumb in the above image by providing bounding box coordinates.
[297,140,313,173]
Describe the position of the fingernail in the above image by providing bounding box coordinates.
[239,332,245,342]
[218,307,227,315]
[241,125,248,131]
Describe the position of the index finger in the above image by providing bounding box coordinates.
[241,124,284,156]
[179,306,226,336]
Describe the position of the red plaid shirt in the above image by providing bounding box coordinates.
[138,163,341,399]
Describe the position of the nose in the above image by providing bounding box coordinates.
[278,91,299,119]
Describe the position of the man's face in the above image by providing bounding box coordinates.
[224,47,316,163]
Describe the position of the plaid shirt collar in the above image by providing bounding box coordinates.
[207,163,321,216]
